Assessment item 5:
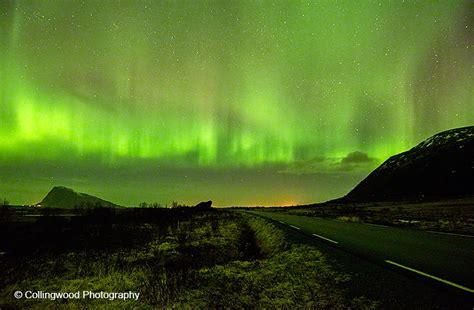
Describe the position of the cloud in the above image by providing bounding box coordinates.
[281,151,377,175]
[341,151,374,164]
[338,151,376,172]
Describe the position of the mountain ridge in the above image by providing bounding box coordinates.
[337,126,474,202]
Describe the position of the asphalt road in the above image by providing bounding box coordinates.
[248,210,474,294]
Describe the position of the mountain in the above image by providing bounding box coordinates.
[37,186,121,208]
[340,126,474,202]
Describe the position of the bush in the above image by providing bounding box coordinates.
[175,245,376,309]
[247,217,288,256]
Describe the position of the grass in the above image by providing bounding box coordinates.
[266,197,474,235]
[0,207,377,308]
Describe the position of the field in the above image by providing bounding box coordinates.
[268,197,474,235]
[0,207,377,308]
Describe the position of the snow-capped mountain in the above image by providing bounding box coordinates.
[341,126,474,202]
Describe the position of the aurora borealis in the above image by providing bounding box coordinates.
[1,1,473,206]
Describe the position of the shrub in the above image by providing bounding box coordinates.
[247,217,288,256]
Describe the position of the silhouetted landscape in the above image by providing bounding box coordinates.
[1,1,473,308]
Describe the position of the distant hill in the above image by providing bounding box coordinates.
[38,186,121,208]
[339,126,474,202]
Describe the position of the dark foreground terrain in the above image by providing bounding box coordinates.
[284,197,474,235]
[248,210,474,291]
[0,206,377,308]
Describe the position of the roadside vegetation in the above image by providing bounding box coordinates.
[0,207,377,308]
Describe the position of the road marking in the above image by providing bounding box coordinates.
[312,233,338,244]
[365,223,388,228]
[385,260,474,293]
[290,225,301,230]
[427,231,474,238]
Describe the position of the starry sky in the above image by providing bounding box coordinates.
[1,0,473,207]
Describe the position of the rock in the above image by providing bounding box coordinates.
[195,200,212,209]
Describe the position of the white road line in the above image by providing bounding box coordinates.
[312,233,338,244]
[385,260,474,293]
[427,231,474,238]
[290,225,301,230]
[365,223,388,228]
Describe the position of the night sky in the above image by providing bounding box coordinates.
[1,1,473,207]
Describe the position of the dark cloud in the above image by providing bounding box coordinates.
[280,151,377,175]
[338,151,376,172]
[341,151,374,164]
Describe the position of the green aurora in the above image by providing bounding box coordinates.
[0,0,473,206]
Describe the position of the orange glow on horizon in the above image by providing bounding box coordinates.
[216,201,299,208]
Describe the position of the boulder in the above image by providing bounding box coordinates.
[195,200,212,209]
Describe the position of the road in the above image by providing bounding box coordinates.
[248,210,474,294]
